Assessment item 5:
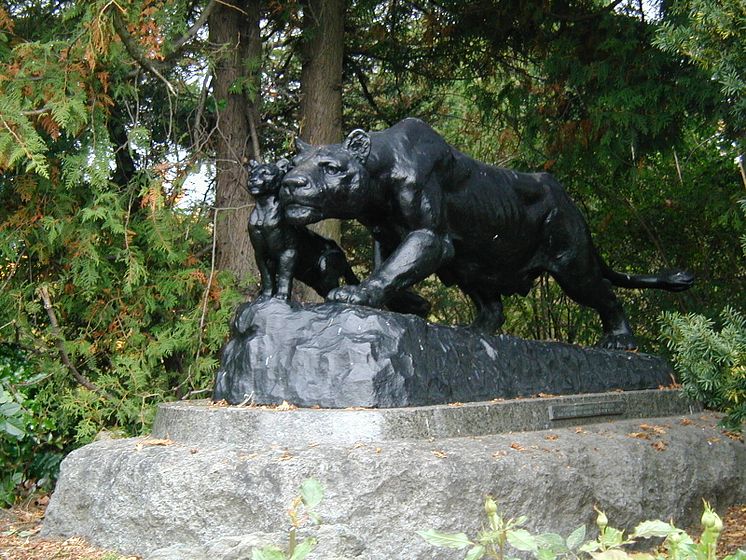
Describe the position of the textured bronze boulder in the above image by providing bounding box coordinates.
[212,299,673,407]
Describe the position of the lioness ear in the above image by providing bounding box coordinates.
[343,129,371,164]
[248,159,259,170]
[295,137,313,154]
[276,158,290,174]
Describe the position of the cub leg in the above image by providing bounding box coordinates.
[274,247,297,300]
[248,229,275,299]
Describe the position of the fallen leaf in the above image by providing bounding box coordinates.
[639,423,666,434]
[651,441,667,451]
[544,434,559,441]
[679,418,693,426]
[629,432,651,440]
[510,442,525,451]
[276,400,296,411]
[432,450,448,458]
[135,438,173,451]
[448,402,464,407]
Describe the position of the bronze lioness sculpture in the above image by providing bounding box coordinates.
[280,118,694,349]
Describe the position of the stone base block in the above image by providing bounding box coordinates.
[43,412,746,560]
[153,389,698,446]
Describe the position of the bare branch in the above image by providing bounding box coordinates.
[39,286,114,399]
[111,8,177,95]
[247,107,262,161]
[165,0,218,62]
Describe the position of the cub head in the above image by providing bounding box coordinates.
[246,158,290,197]
[280,129,372,225]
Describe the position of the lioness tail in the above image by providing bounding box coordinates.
[602,265,694,292]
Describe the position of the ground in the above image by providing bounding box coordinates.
[0,498,744,559]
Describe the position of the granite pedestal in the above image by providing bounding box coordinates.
[42,391,746,560]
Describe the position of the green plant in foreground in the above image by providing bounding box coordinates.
[252,478,324,560]
[418,497,745,560]
[660,307,746,431]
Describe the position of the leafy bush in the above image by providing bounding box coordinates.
[660,307,746,431]
[419,497,745,560]
[0,345,64,506]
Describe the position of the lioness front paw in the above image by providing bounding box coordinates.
[327,283,385,307]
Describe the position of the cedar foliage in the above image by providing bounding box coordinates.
[0,1,244,501]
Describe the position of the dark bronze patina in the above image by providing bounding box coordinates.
[280,118,694,349]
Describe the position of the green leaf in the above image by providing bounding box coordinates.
[630,520,676,539]
[300,478,323,510]
[566,525,587,550]
[289,537,317,560]
[599,527,626,548]
[417,529,473,549]
[580,541,602,553]
[465,544,486,560]
[507,528,538,552]
[536,549,558,560]
[590,550,633,560]
[536,532,567,553]
[0,401,22,416]
[1,419,25,438]
[252,545,286,560]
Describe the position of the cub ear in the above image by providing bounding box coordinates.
[276,158,290,174]
[343,129,371,164]
[295,137,313,154]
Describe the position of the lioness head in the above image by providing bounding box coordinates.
[246,158,289,197]
[280,129,372,225]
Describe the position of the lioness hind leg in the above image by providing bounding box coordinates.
[467,291,505,335]
[550,264,637,350]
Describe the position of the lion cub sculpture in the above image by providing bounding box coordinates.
[247,159,358,301]
[246,158,431,317]
[280,117,695,350]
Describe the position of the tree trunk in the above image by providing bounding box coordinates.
[299,0,345,147]
[296,0,346,301]
[208,0,262,287]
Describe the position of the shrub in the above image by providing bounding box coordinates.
[418,497,745,560]
[660,307,746,431]
[0,344,64,506]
